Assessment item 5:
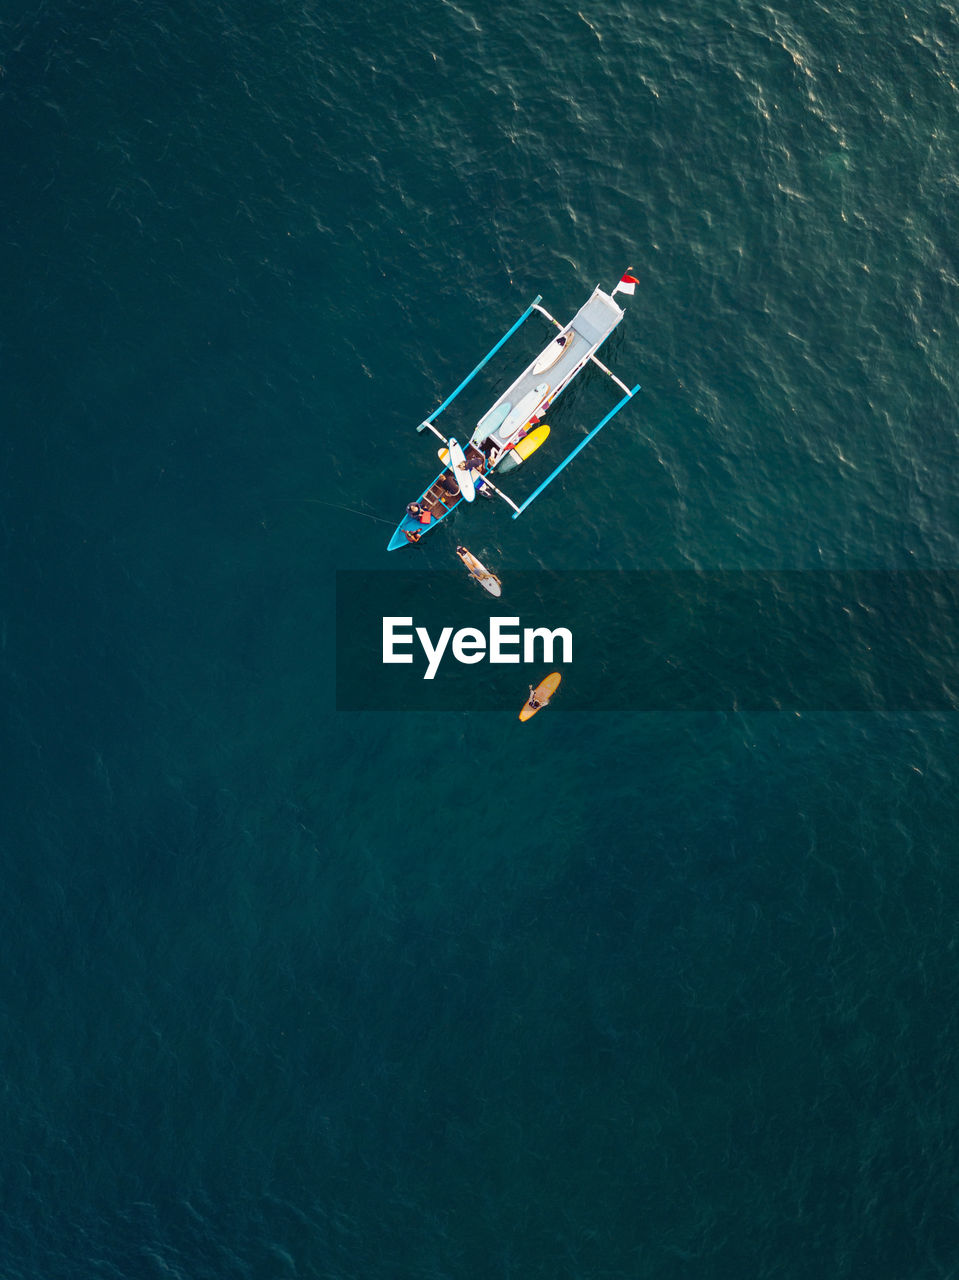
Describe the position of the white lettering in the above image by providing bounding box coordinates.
[382,617,414,664]
[489,616,521,664]
[416,625,453,680]
[452,627,487,664]
[381,617,572,678]
[523,626,573,664]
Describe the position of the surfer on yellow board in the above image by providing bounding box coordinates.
[519,672,562,721]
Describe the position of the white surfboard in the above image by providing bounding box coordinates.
[437,445,482,482]
[456,547,502,597]
[446,438,475,502]
[496,383,550,439]
[476,401,511,438]
[532,333,572,374]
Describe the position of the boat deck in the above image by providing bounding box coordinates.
[470,287,623,454]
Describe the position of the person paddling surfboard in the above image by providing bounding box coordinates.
[519,673,562,721]
[456,546,502,598]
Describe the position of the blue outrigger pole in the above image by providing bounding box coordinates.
[510,384,641,518]
[416,296,543,434]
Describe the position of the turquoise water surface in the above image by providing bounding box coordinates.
[3,1,959,1275]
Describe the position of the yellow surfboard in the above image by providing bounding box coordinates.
[513,422,550,462]
[519,672,562,722]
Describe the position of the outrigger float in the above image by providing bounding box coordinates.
[387,273,641,550]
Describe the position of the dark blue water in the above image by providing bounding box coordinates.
[3,1,959,1275]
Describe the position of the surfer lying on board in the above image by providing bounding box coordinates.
[457,547,487,581]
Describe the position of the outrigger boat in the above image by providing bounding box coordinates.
[387,273,641,550]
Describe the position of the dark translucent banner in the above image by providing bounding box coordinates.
[335,571,959,712]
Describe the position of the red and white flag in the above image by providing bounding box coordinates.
[612,272,639,297]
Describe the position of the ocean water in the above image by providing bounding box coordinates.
[3,0,959,1276]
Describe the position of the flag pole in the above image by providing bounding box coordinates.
[611,267,638,298]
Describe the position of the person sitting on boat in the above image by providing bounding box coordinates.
[442,472,459,495]
[405,529,421,544]
[462,446,491,495]
[407,501,431,524]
